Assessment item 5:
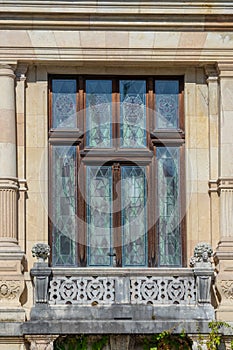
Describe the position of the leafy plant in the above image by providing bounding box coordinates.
[206,321,233,350]
[143,329,192,350]
[54,335,108,350]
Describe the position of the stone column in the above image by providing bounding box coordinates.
[0,64,25,321]
[0,64,19,249]
[214,63,233,321]
[26,336,58,350]
[205,65,220,250]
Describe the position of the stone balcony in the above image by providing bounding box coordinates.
[24,243,216,336]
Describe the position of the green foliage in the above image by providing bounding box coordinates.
[91,336,108,350]
[55,335,88,350]
[206,321,233,350]
[54,335,108,350]
[143,329,192,350]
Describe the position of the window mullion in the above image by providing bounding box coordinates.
[112,163,122,267]
[148,156,156,267]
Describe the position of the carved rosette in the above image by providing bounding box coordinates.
[0,280,24,306]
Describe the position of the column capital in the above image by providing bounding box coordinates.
[205,64,219,83]
[217,62,233,78]
[26,335,58,350]
[0,64,16,79]
[15,63,28,82]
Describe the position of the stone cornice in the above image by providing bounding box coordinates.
[3,48,233,65]
[1,0,233,15]
[1,13,233,31]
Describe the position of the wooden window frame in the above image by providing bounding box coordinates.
[48,75,186,267]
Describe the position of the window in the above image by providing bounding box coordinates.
[49,76,185,267]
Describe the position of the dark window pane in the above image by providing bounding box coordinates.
[120,80,146,148]
[52,79,77,128]
[155,80,179,129]
[86,80,112,148]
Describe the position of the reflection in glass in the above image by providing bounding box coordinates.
[120,80,146,148]
[52,146,76,266]
[157,147,181,266]
[52,79,77,128]
[121,166,147,266]
[86,80,112,148]
[87,166,112,266]
[155,80,179,129]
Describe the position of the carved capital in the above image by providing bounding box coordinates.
[26,335,58,350]
[205,64,219,83]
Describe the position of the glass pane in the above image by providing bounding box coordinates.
[157,147,181,266]
[51,146,76,266]
[120,80,146,148]
[155,80,179,129]
[52,79,77,128]
[121,166,147,266]
[87,166,112,266]
[86,80,112,148]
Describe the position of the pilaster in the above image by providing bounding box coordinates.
[214,62,233,322]
[205,64,220,250]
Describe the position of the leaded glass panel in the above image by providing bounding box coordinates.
[120,80,146,148]
[86,80,112,148]
[52,79,77,128]
[157,147,181,266]
[155,80,179,129]
[52,146,76,266]
[87,166,112,266]
[121,166,147,266]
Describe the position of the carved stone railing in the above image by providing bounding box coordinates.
[30,242,215,324]
[48,268,197,306]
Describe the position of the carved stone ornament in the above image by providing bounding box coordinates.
[190,242,213,267]
[0,280,24,303]
[32,243,50,262]
[220,281,233,300]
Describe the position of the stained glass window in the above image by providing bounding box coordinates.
[87,166,112,266]
[52,146,76,266]
[49,76,185,268]
[155,80,179,129]
[121,166,147,266]
[157,147,181,266]
[86,80,112,148]
[120,80,146,148]
[52,79,77,129]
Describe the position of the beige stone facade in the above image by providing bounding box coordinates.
[1,1,233,349]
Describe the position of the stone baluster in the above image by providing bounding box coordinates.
[190,243,214,304]
[31,243,51,304]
